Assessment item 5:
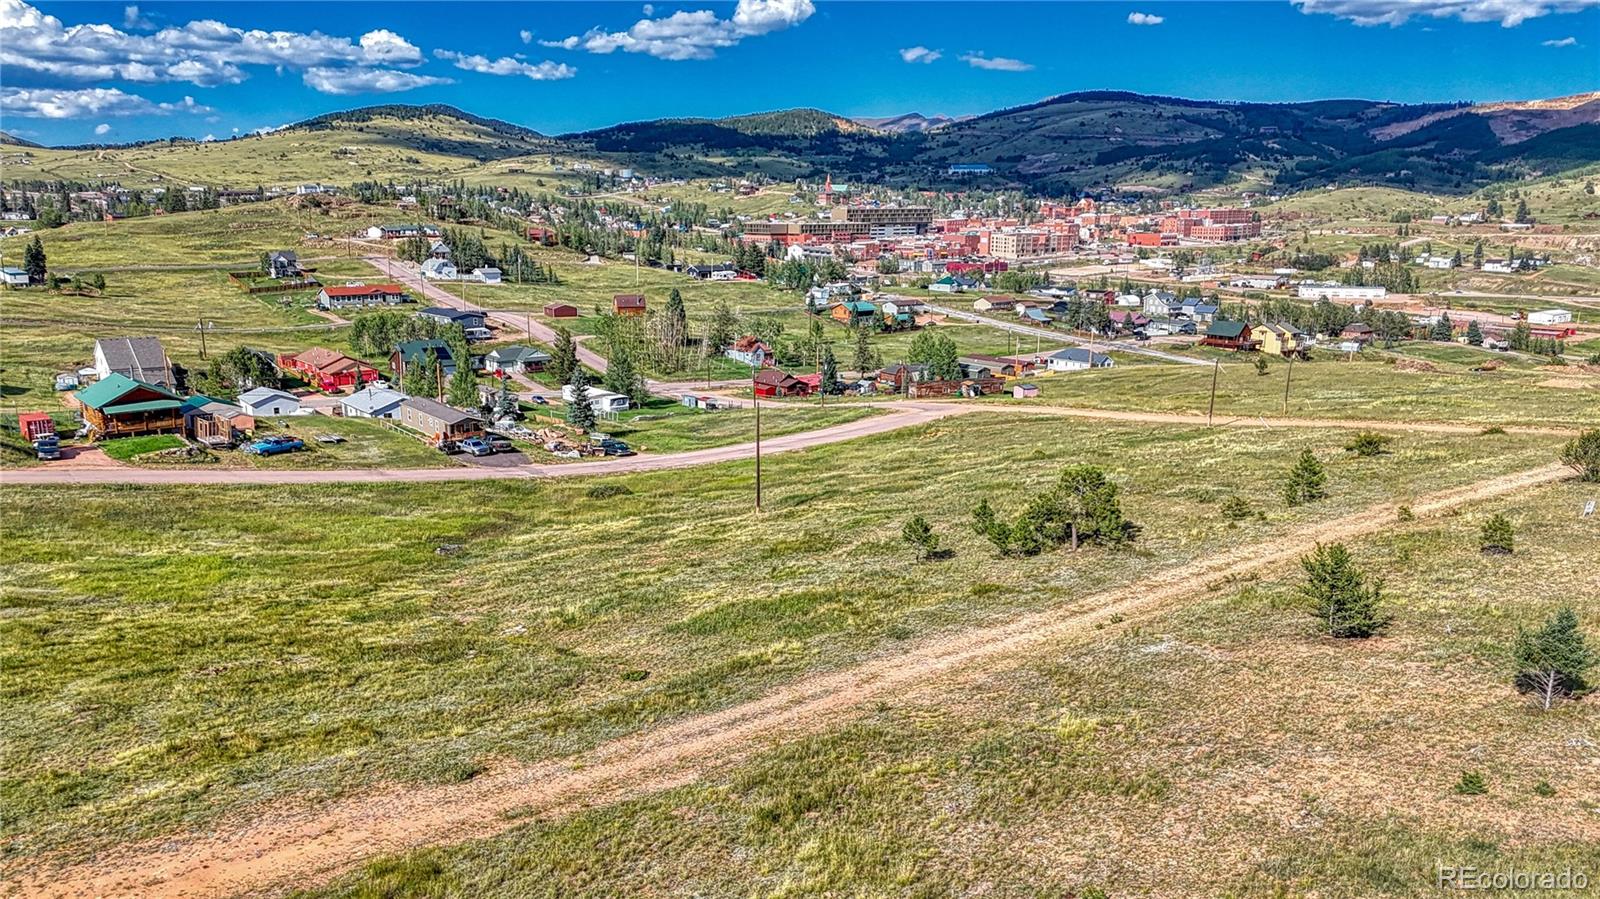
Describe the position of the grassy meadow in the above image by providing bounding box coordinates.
[997,352,1600,428]
[0,414,1573,864]
[304,479,1600,899]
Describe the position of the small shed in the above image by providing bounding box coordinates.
[1012,383,1041,399]
[17,411,56,441]
[543,303,578,318]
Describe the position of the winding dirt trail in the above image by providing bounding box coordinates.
[8,462,1570,899]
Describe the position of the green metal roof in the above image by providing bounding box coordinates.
[101,399,183,415]
[75,373,180,410]
[1206,320,1249,339]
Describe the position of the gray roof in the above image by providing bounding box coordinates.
[238,387,297,405]
[342,385,407,414]
[489,345,551,363]
[402,396,479,425]
[95,337,169,381]
[1048,348,1111,365]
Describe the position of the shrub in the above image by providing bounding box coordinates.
[901,514,940,561]
[1219,495,1254,522]
[972,465,1138,556]
[1344,431,1391,457]
[1561,429,1600,481]
[1479,514,1514,555]
[1480,426,1507,436]
[1533,779,1557,798]
[1453,771,1488,796]
[1283,449,1328,506]
[1300,543,1387,638]
[1253,355,1269,376]
[586,483,633,500]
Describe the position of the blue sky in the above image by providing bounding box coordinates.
[2,0,1596,145]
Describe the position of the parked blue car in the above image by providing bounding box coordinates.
[244,436,305,456]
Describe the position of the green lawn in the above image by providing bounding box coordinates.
[593,397,877,454]
[97,434,185,460]
[0,415,1569,862]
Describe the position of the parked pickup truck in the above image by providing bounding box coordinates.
[33,436,61,461]
[244,436,305,456]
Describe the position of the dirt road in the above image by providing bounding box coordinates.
[12,462,1570,899]
[5,403,1570,487]
[367,257,613,373]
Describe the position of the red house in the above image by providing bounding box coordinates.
[278,347,381,393]
[753,369,812,398]
[525,226,556,245]
[613,294,647,316]
[542,302,578,318]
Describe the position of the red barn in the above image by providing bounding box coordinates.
[753,369,812,398]
[542,303,578,318]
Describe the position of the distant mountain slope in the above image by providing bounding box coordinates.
[0,131,43,148]
[853,113,965,133]
[5,94,1596,196]
[563,90,1600,193]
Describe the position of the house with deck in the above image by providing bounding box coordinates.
[277,347,380,393]
[1200,320,1258,351]
[317,284,406,310]
[74,373,184,440]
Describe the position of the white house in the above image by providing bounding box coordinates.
[473,267,502,284]
[1480,259,1514,274]
[1,267,30,286]
[339,385,407,419]
[238,387,301,417]
[1295,283,1387,301]
[421,258,459,280]
[562,384,631,414]
[1045,348,1115,372]
[1528,309,1573,325]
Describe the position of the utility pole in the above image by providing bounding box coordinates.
[752,364,762,512]
[1282,354,1294,414]
[198,319,208,360]
[1206,359,1220,426]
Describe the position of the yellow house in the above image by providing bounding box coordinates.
[1256,322,1308,357]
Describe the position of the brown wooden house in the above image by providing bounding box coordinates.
[74,373,184,440]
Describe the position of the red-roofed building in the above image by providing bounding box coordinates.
[753,369,812,397]
[316,284,406,310]
[613,294,646,316]
[278,347,382,393]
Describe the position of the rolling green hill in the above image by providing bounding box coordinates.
[4,93,1597,197]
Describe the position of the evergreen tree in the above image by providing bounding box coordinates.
[706,301,738,354]
[446,364,478,409]
[1515,608,1595,711]
[1515,198,1532,224]
[1465,320,1483,346]
[404,349,441,399]
[1479,514,1514,555]
[22,236,46,283]
[901,515,940,561]
[1561,428,1600,481]
[551,327,578,384]
[1430,313,1454,342]
[1300,543,1387,638]
[665,287,688,338]
[819,346,840,393]
[1284,449,1328,506]
[604,348,648,406]
[565,367,597,430]
[851,326,879,376]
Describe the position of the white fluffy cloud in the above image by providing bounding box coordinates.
[554,0,814,61]
[301,67,451,96]
[121,4,150,29]
[519,29,533,44]
[1292,0,1599,27]
[540,35,581,49]
[94,122,111,134]
[434,49,575,80]
[1127,11,1165,25]
[1,86,211,118]
[1542,34,1578,44]
[959,52,1034,72]
[0,0,429,94]
[899,46,941,63]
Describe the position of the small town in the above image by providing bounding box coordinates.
[2,2,1598,898]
